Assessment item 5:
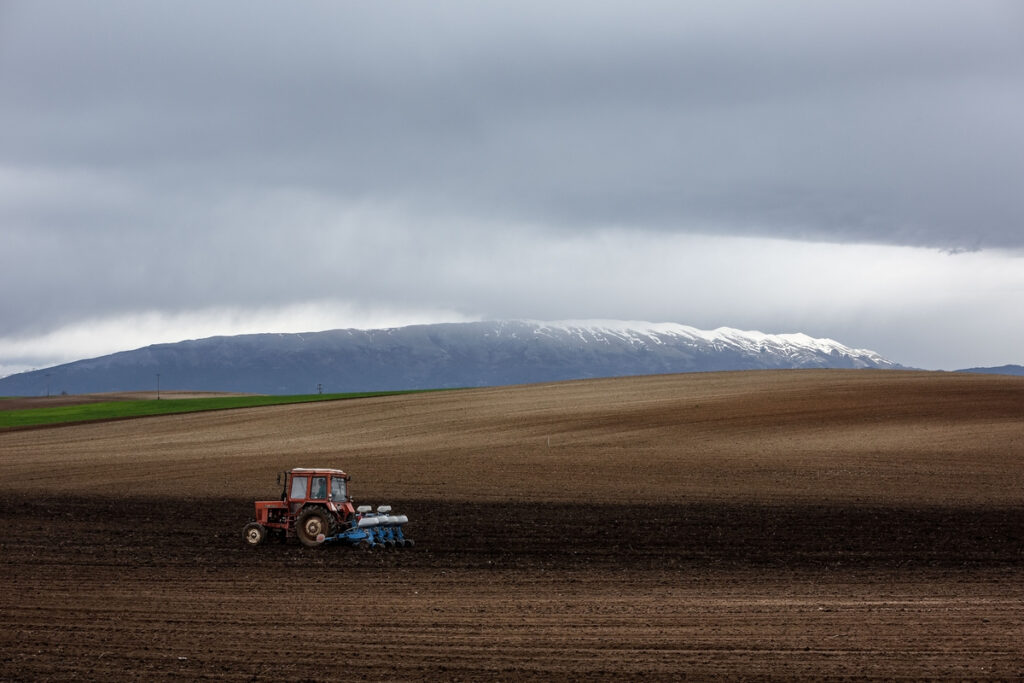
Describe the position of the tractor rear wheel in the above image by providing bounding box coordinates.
[296,507,334,548]
[243,522,266,547]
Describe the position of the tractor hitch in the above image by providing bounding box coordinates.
[327,505,414,549]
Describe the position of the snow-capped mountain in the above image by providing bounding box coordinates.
[0,320,901,396]
[530,320,894,367]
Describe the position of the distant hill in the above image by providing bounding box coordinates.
[956,364,1024,376]
[0,320,902,396]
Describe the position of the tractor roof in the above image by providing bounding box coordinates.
[289,467,348,477]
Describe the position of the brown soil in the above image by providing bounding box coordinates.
[1,370,1022,680]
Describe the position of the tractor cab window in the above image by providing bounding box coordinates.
[331,477,347,501]
[289,475,308,500]
[310,476,327,500]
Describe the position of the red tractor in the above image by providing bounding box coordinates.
[242,467,412,549]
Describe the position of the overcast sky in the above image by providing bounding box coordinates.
[2,0,1023,375]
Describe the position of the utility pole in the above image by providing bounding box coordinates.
[156,373,161,400]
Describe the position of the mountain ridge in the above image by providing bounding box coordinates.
[0,319,902,396]
[955,364,1024,376]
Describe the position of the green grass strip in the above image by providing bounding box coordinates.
[0,391,427,429]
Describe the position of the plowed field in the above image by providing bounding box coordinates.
[2,370,1023,680]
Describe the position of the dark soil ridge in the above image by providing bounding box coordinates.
[4,495,1021,572]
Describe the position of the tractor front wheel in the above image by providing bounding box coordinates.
[296,507,334,548]
[243,522,267,547]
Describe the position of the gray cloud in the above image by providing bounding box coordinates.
[5,2,1022,242]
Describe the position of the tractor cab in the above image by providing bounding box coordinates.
[284,468,355,519]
